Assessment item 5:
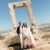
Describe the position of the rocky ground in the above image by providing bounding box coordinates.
[0,29,50,50]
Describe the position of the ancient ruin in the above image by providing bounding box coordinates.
[0,0,50,50]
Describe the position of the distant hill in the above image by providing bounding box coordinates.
[39,23,50,32]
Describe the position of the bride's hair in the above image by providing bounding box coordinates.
[23,22,27,27]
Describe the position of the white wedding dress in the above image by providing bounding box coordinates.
[23,27,36,48]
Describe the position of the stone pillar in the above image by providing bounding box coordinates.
[26,0,35,25]
[26,0,36,34]
[8,4,17,28]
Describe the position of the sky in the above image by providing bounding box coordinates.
[0,0,50,31]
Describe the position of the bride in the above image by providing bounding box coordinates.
[22,23,36,49]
